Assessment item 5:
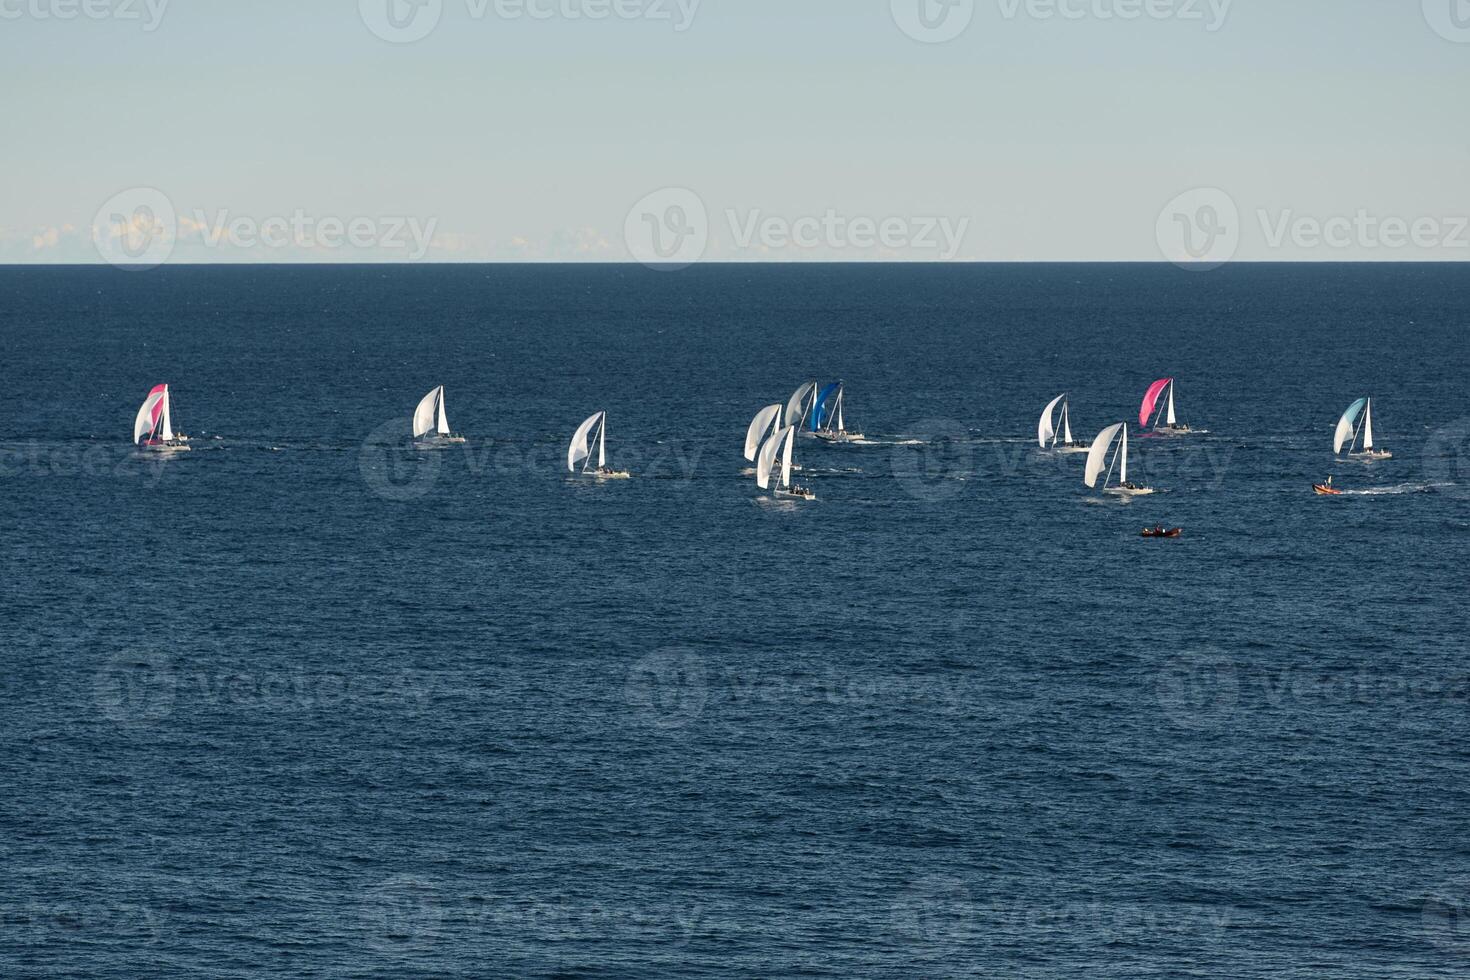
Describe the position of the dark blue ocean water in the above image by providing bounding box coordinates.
[1,263,1468,978]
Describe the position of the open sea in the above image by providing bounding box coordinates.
[1,262,1468,978]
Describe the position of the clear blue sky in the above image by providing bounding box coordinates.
[1,0,1466,262]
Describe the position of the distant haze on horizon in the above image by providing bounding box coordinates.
[2,0,1467,266]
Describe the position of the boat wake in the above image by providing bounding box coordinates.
[1341,482,1453,496]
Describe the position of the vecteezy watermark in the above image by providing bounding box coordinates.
[0,440,174,486]
[359,876,445,953]
[1423,877,1470,955]
[0,900,162,946]
[92,650,440,725]
[891,0,976,43]
[624,188,709,271]
[891,420,976,503]
[1156,187,1239,271]
[357,421,703,501]
[91,187,177,271]
[624,648,709,730]
[1157,654,1470,731]
[997,0,1232,31]
[93,651,177,725]
[889,876,1232,956]
[187,209,438,260]
[1257,209,1470,253]
[355,878,702,951]
[1423,0,1470,43]
[359,0,700,43]
[0,0,169,30]
[623,651,987,732]
[1424,417,1470,499]
[624,188,972,269]
[726,209,970,261]
[90,188,440,267]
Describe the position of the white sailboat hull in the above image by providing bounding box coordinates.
[1104,485,1156,497]
[814,430,863,444]
[1348,450,1393,461]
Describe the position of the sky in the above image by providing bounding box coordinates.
[0,0,1467,264]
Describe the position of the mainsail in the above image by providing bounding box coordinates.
[745,404,782,462]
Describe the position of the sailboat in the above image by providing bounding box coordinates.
[744,404,783,462]
[132,384,190,452]
[786,382,817,432]
[757,424,815,500]
[568,411,631,479]
[1334,397,1391,460]
[1038,394,1089,452]
[1140,378,1191,435]
[412,386,466,445]
[1085,423,1154,496]
[811,382,863,443]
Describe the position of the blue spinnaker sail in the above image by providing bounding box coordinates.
[812,383,841,431]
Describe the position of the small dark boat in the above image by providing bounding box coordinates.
[1141,526,1183,539]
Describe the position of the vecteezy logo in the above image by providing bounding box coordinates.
[892,419,975,503]
[359,876,444,952]
[1423,0,1470,42]
[93,651,177,725]
[891,0,975,43]
[624,648,709,730]
[624,188,709,271]
[359,418,444,502]
[360,0,443,43]
[1423,417,1470,499]
[91,188,177,271]
[1156,187,1240,271]
[1155,650,1240,730]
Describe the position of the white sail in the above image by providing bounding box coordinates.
[1085,423,1125,488]
[413,386,443,438]
[435,389,450,436]
[835,390,845,431]
[567,412,604,473]
[756,426,784,490]
[745,404,782,462]
[1165,382,1177,426]
[786,382,815,430]
[159,388,174,440]
[1363,399,1374,450]
[1062,401,1074,444]
[133,386,167,444]
[1039,394,1065,448]
[779,425,795,489]
[1119,424,1129,485]
[597,414,607,468]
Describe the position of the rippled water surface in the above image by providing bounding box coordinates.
[1,263,1468,978]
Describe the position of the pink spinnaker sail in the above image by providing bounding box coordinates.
[1139,378,1172,428]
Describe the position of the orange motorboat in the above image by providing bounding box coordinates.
[1313,484,1343,496]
